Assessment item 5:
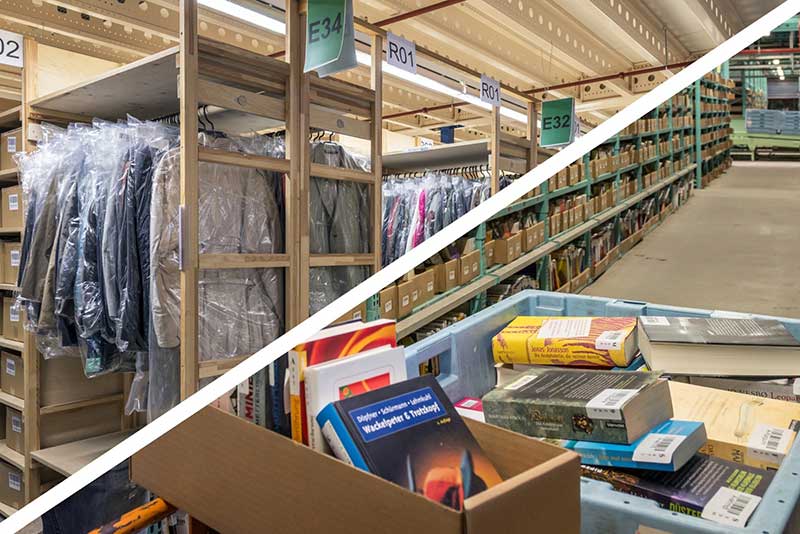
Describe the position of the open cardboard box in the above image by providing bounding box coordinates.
[131,406,580,534]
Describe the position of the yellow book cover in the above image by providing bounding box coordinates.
[492,316,637,367]
[669,381,800,470]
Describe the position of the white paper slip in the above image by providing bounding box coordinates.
[632,433,686,464]
[537,318,592,339]
[595,330,626,350]
[746,424,795,465]
[701,487,761,527]
[585,388,638,420]
[639,316,669,326]
[503,374,538,391]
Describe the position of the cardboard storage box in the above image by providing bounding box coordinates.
[5,407,22,453]
[131,406,581,534]
[417,269,435,305]
[494,233,521,265]
[433,260,458,293]
[335,301,367,324]
[2,297,22,342]
[1,352,23,399]
[3,242,20,286]
[1,129,22,172]
[1,186,22,229]
[397,278,420,318]
[379,285,398,320]
[458,250,480,285]
[0,460,24,509]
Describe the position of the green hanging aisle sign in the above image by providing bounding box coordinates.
[304,0,357,77]
[540,97,577,147]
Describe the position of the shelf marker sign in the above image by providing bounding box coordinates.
[304,0,356,78]
[0,30,23,68]
[480,74,501,107]
[387,32,417,75]
[540,97,577,147]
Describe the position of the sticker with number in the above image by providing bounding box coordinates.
[595,330,626,350]
[639,316,670,326]
[585,388,638,420]
[386,32,417,75]
[746,424,795,465]
[632,433,686,464]
[701,487,761,527]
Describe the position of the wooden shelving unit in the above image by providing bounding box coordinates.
[31,430,135,477]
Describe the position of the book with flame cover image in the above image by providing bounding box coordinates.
[317,375,502,511]
[492,316,638,368]
[289,319,397,444]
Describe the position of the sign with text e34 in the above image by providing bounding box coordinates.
[304,0,347,73]
[0,30,23,68]
[387,32,417,75]
[480,74,501,107]
[540,97,576,147]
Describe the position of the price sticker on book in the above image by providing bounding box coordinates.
[595,330,626,350]
[639,316,670,326]
[745,424,794,465]
[701,487,761,527]
[632,433,686,464]
[585,388,638,420]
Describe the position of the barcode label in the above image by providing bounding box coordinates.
[5,357,15,376]
[639,316,670,326]
[10,303,19,322]
[701,487,761,526]
[384,300,392,313]
[746,424,795,466]
[632,433,686,464]
[8,472,20,492]
[504,374,538,391]
[10,249,19,267]
[537,318,592,339]
[7,137,15,154]
[448,270,455,281]
[11,414,21,433]
[595,330,626,350]
[585,388,638,420]
[401,295,409,307]
[8,193,18,211]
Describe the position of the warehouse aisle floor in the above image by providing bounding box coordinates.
[582,161,800,318]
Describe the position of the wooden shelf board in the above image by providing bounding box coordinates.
[0,391,23,411]
[0,106,21,131]
[0,227,22,236]
[0,337,24,352]
[0,168,17,184]
[0,284,18,292]
[0,500,17,518]
[31,430,136,477]
[0,440,24,470]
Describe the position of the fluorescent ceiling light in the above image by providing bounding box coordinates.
[199,0,285,34]
[773,58,781,65]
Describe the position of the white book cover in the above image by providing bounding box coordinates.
[304,345,407,452]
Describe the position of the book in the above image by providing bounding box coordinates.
[304,345,407,452]
[638,316,800,376]
[549,420,706,472]
[454,398,485,422]
[581,454,774,527]
[268,356,291,436]
[317,375,503,511]
[482,368,672,444]
[686,376,800,404]
[289,319,397,444]
[669,381,800,470]
[492,316,638,368]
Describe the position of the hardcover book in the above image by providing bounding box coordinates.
[304,345,407,452]
[549,419,706,472]
[669,381,800,470]
[482,368,672,444]
[289,319,397,444]
[639,316,800,376]
[317,375,503,511]
[492,316,638,368]
[582,454,774,527]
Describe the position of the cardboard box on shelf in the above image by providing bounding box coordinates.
[522,227,537,252]
[494,233,521,265]
[433,259,458,293]
[3,242,20,286]
[458,249,480,285]
[5,407,22,454]
[334,301,368,324]
[1,352,23,399]
[379,285,398,320]
[0,460,24,509]
[131,406,582,534]
[417,269,435,305]
[397,278,420,318]
[2,297,21,342]
[0,129,22,172]
[1,186,22,229]
[484,240,495,268]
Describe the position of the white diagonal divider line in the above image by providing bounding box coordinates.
[3,2,798,530]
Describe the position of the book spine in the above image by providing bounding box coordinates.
[316,403,369,472]
[305,372,322,452]
[268,356,290,436]
[288,350,308,444]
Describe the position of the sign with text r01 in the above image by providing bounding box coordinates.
[0,30,23,68]
[480,74,501,107]
[387,32,417,75]
[540,97,576,147]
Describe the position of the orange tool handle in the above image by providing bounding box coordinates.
[88,497,176,534]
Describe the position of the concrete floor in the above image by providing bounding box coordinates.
[583,161,800,318]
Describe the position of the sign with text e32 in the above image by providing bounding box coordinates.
[480,74,501,107]
[540,97,576,147]
[0,30,23,68]
[387,32,416,75]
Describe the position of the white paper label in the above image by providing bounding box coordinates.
[632,433,686,464]
[0,30,24,68]
[426,281,434,293]
[596,330,626,351]
[746,424,795,465]
[322,420,354,466]
[10,249,19,267]
[5,357,15,376]
[639,316,670,326]
[459,399,479,408]
[10,304,19,322]
[401,295,409,307]
[504,374,538,391]
[11,414,21,433]
[8,194,18,211]
[448,270,455,281]
[585,388,638,420]
[463,265,469,275]
[471,261,478,273]
[411,289,419,302]
[480,74,501,107]
[384,300,393,313]
[537,318,592,339]
[386,32,417,75]
[7,137,16,154]
[8,472,20,492]
[701,487,761,527]
[352,310,362,320]
[793,378,800,396]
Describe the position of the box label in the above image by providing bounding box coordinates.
[426,281,433,292]
[10,304,19,322]
[6,136,15,154]
[348,386,444,443]
[8,193,18,211]
[5,357,15,376]
[8,472,20,492]
[384,300,392,313]
[448,270,455,281]
[411,289,419,302]
[11,414,21,433]
[632,433,685,464]
[701,487,761,527]
[585,388,638,420]
[401,295,409,307]
[10,249,19,267]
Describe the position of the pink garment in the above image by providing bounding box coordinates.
[412,189,427,247]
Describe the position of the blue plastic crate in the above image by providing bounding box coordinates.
[405,290,800,534]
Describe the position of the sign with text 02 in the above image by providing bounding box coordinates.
[387,32,416,75]
[0,30,23,68]
[304,0,356,78]
[540,97,576,147]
